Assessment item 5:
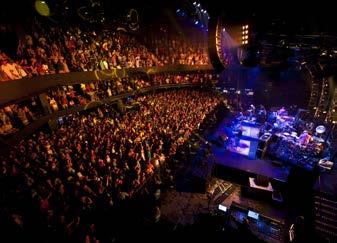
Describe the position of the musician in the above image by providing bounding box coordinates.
[277,107,287,116]
[235,125,244,147]
[236,112,245,121]
[306,122,314,132]
[268,111,277,123]
[258,105,266,116]
[248,104,256,120]
[257,104,267,123]
[298,130,313,147]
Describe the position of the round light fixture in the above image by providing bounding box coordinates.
[35,1,50,16]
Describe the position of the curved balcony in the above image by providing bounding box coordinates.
[0,65,213,106]
[0,66,215,146]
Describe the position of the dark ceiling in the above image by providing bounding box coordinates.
[1,0,335,35]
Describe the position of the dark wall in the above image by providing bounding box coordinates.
[219,66,311,108]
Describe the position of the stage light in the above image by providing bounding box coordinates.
[35,0,50,16]
[242,31,245,35]
[245,30,248,34]
[246,25,249,28]
[198,3,200,7]
[195,21,199,24]
[242,41,245,44]
[193,2,196,5]
[223,27,226,31]
[242,26,245,30]
[176,9,180,13]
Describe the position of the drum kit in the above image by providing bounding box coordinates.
[275,124,326,155]
[315,125,326,137]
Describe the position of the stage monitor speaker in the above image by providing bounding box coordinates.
[248,140,258,159]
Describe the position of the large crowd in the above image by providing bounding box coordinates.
[152,72,216,85]
[143,31,209,66]
[46,77,151,113]
[45,72,216,114]
[0,22,210,82]
[0,89,221,242]
[0,97,43,136]
[0,71,215,136]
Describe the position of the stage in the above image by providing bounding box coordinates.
[212,149,290,183]
[207,115,290,186]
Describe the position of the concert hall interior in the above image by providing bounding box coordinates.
[1,1,337,243]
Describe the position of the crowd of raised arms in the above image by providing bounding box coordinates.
[0,71,217,136]
[0,89,221,242]
[0,22,209,81]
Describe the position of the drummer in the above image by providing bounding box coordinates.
[298,130,313,147]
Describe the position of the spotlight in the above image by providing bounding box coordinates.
[245,30,248,34]
[176,9,180,12]
[246,25,249,28]
[195,21,199,24]
[242,26,245,30]
[242,31,245,35]
[198,3,200,7]
[223,27,226,31]
[193,2,196,5]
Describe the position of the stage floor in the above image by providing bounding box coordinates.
[209,116,290,183]
[212,148,290,183]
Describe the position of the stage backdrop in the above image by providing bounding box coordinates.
[219,66,311,108]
